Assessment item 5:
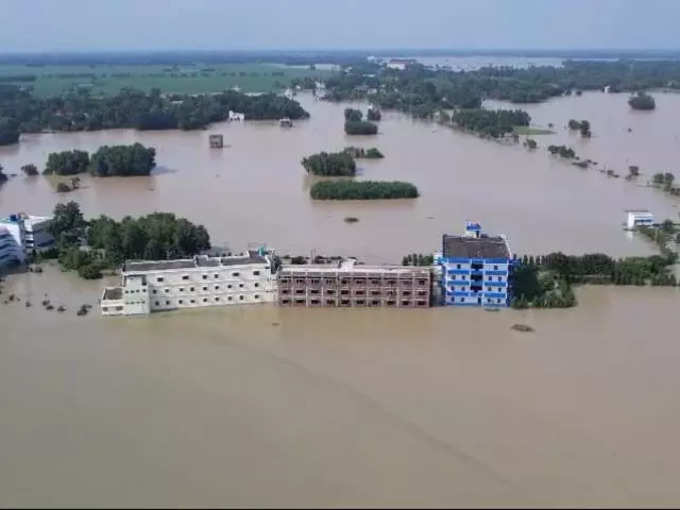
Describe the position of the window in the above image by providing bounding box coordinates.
[457,264,461,269]
[496,298,501,303]
[102,307,109,312]
[190,287,195,292]
[165,288,170,293]
[497,276,502,281]
[155,301,159,306]
[166,300,170,305]
[494,265,498,270]
[157,277,164,282]
[232,272,240,277]
[202,275,208,280]
[190,299,196,304]
[214,274,219,279]
[214,285,220,290]
[239,295,244,301]
[179,288,184,292]
[152,290,157,294]
[115,306,123,311]
[203,298,208,303]
[253,270,260,276]
[202,286,208,291]
[179,300,183,304]
[254,295,259,299]
[215,297,220,301]
[227,284,232,289]
[239,283,244,288]
[254,283,259,288]
[182,275,189,281]
[228,296,233,301]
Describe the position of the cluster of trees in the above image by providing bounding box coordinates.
[301,151,356,176]
[343,108,378,134]
[0,163,7,183]
[524,138,538,149]
[628,92,656,110]
[568,119,591,137]
[43,150,89,175]
[21,163,38,176]
[401,253,434,266]
[42,144,156,176]
[345,121,378,135]
[343,146,384,158]
[47,201,211,279]
[547,145,576,158]
[0,86,309,145]
[451,109,530,138]
[652,172,675,191]
[367,108,381,121]
[511,265,576,309]
[310,180,419,200]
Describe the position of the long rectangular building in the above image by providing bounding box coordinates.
[101,251,277,316]
[278,259,430,308]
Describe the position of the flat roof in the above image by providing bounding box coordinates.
[124,253,269,273]
[280,264,430,276]
[443,235,510,259]
[102,287,123,300]
[125,259,196,272]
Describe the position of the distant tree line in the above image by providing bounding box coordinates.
[0,86,309,145]
[310,180,419,200]
[301,151,356,176]
[42,143,156,176]
[401,253,434,266]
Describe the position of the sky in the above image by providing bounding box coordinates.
[1,0,679,52]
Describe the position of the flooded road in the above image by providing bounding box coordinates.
[1,91,679,261]
[2,265,680,506]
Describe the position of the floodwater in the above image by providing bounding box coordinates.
[2,265,680,506]
[1,91,679,261]
[2,91,680,506]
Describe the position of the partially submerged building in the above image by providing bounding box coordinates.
[625,209,655,230]
[0,213,54,268]
[100,250,277,316]
[278,258,430,308]
[209,134,224,148]
[436,222,513,307]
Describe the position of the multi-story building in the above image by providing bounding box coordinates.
[436,222,513,307]
[0,213,54,268]
[278,258,430,308]
[100,250,277,316]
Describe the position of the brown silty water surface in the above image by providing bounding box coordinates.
[1,91,679,260]
[2,90,680,506]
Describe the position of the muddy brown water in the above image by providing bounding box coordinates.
[2,91,680,506]
[1,91,679,261]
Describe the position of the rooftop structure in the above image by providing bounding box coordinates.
[386,58,417,71]
[228,110,245,121]
[278,258,430,308]
[101,250,276,316]
[436,222,513,307]
[279,117,293,127]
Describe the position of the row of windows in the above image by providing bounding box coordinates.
[151,282,260,294]
[281,288,428,297]
[154,294,260,306]
[450,286,505,292]
[453,264,504,270]
[450,275,504,282]
[453,297,504,304]
[156,270,262,283]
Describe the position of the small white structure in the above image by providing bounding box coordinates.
[279,117,293,128]
[626,210,655,230]
[228,110,245,121]
[284,88,294,100]
[386,58,416,71]
[100,250,277,316]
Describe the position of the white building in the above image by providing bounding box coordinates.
[228,110,245,121]
[0,213,54,268]
[100,250,277,316]
[284,88,294,100]
[386,58,417,71]
[626,210,655,230]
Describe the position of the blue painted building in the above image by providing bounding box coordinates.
[435,222,513,307]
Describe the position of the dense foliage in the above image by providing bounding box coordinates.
[301,151,356,176]
[43,150,89,175]
[47,201,211,278]
[568,119,591,137]
[451,109,530,137]
[401,253,434,266]
[547,145,576,158]
[344,108,363,122]
[628,92,656,110]
[89,143,156,177]
[343,146,384,158]
[344,120,378,135]
[21,163,38,176]
[367,108,381,121]
[0,86,309,145]
[0,164,7,183]
[310,180,419,200]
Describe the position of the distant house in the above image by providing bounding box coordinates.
[625,210,654,230]
[387,58,417,71]
[228,111,245,122]
[284,88,294,100]
[279,118,293,128]
[209,134,224,148]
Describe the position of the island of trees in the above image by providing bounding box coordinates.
[547,145,576,159]
[628,92,656,110]
[451,109,530,138]
[568,119,591,137]
[0,86,309,145]
[45,201,210,279]
[310,180,419,200]
[301,151,356,176]
[42,143,156,176]
[343,108,378,135]
[343,146,384,158]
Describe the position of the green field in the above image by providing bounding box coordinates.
[513,126,556,135]
[0,63,334,97]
